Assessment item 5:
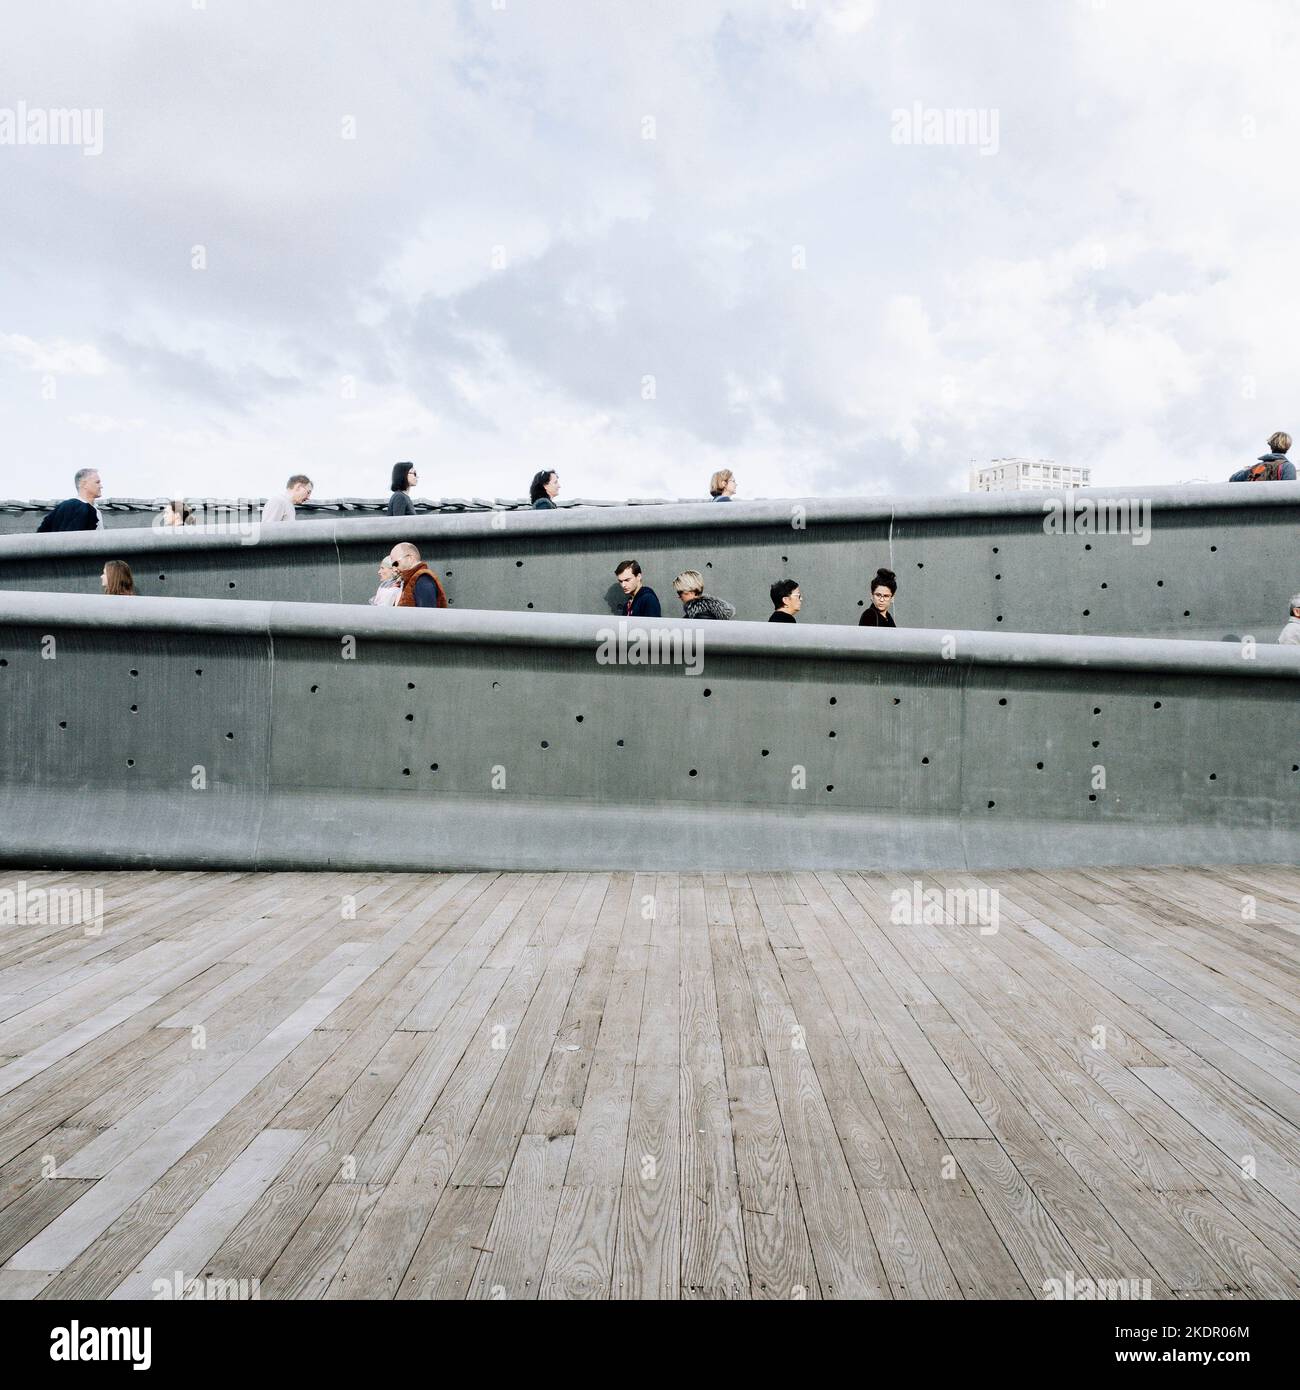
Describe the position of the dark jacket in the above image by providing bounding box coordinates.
[1230,452,1297,481]
[37,498,99,532]
[625,587,661,618]
[859,607,896,627]
[769,610,796,623]
[712,494,732,501]
[533,497,557,509]
[683,595,735,620]
[386,491,415,516]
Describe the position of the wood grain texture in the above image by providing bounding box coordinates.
[0,866,1290,1300]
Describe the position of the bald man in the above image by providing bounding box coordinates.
[391,542,448,608]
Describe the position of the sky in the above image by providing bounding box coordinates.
[2,0,1298,503]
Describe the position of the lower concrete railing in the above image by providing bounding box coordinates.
[1,592,1297,870]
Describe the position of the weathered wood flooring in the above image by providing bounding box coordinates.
[0,866,1297,1300]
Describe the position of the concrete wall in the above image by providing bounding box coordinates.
[3,592,1296,871]
[1,485,1296,640]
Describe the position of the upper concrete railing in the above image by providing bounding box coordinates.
[0,483,1296,640]
[2,591,1296,871]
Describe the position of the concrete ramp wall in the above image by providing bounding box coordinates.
[2,592,1296,871]
[1,484,1296,640]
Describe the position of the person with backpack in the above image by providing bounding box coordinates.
[1230,432,1296,481]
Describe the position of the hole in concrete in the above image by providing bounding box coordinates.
[1036,761,1043,769]
[58,720,67,729]
[705,562,712,569]
[540,741,549,749]
[195,668,202,676]
[782,555,788,563]
[689,768,698,777]
[917,562,924,569]
[575,714,584,722]
[130,669,139,677]
[921,756,929,765]
[1153,701,1162,709]
[616,740,624,747]
[892,697,900,705]
[158,574,166,581]
[994,573,1001,581]
[228,581,236,589]
[825,785,834,792]
[1083,609,1090,616]
[310,685,318,693]
[1183,610,1191,617]
[703,689,712,697]
[1084,543,1092,551]
[1089,793,1097,802]
[987,800,995,809]
[1100,582,1108,589]
[402,767,411,776]
[1157,579,1164,587]
[405,713,414,722]
[998,698,1008,706]
[1093,707,1101,715]
[407,682,415,690]
[429,763,439,771]
[1208,772,1217,781]
[1210,545,1217,553]
[828,730,836,738]
[857,600,864,606]
[1092,740,1100,748]
[126,758,135,767]
[491,681,500,690]
[130,704,138,713]
[516,560,523,567]
[526,602,534,610]
[761,749,770,757]
[225,732,234,740]
[828,697,837,705]
[996,615,1003,623]
[992,546,999,554]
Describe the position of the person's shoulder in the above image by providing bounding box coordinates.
[769,610,794,622]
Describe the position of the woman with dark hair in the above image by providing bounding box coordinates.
[859,568,897,627]
[100,560,137,596]
[530,470,560,508]
[387,462,418,516]
[161,499,194,526]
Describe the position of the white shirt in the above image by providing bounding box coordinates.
[1279,618,1300,646]
[261,493,296,524]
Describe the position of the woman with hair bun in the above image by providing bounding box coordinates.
[859,568,897,627]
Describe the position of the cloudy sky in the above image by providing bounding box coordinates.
[2,0,1297,503]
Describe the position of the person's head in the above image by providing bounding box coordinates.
[379,553,400,580]
[1268,431,1292,455]
[391,461,418,493]
[286,474,313,503]
[530,470,559,502]
[870,567,898,614]
[771,578,802,614]
[100,560,135,596]
[674,570,705,603]
[615,560,643,595]
[1290,591,1300,620]
[709,469,736,498]
[390,542,422,572]
[75,468,101,501]
[162,499,193,526]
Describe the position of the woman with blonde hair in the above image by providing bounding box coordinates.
[674,570,735,619]
[100,560,137,596]
[709,469,737,500]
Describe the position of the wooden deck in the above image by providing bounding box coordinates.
[0,867,1298,1300]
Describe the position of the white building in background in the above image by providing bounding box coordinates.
[968,458,1091,492]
